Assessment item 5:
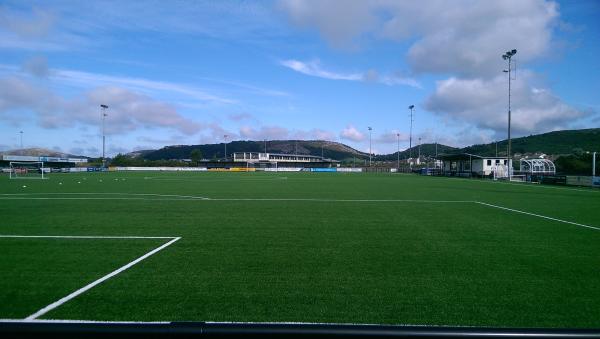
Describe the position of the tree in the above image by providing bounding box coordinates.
[190,149,202,166]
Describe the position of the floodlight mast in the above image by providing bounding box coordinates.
[368,127,372,166]
[224,134,228,160]
[408,105,414,163]
[502,49,516,179]
[100,104,108,168]
[19,131,23,155]
[593,152,597,177]
[396,133,400,169]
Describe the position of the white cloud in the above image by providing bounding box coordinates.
[424,72,588,136]
[376,131,409,144]
[279,0,559,78]
[54,69,235,104]
[21,56,49,78]
[239,125,290,140]
[280,59,361,81]
[280,59,420,88]
[0,7,56,38]
[340,125,366,142]
[0,76,203,135]
[0,63,236,105]
[277,0,377,49]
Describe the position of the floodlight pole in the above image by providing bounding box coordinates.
[593,152,597,177]
[397,133,400,169]
[502,49,517,179]
[368,127,372,167]
[408,105,414,166]
[224,134,228,160]
[495,140,498,157]
[19,131,23,154]
[418,137,422,160]
[100,104,108,168]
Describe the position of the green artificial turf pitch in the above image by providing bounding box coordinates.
[0,171,599,327]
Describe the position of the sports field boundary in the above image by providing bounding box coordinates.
[0,234,181,320]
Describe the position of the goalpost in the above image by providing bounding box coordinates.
[9,161,48,179]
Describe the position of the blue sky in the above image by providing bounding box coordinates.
[0,0,598,156]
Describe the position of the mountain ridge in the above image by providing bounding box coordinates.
[128,128,599,161]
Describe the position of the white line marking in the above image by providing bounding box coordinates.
[0,235,176,239]
[0,319,435,327]
[0,198,205,201]
[475,201,600,231]
[0,319,170,324]
[0,193,471,203]
[24,237,181,320]
[0,193,209,200]
[206,198,473,203]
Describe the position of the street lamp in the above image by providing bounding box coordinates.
[368,127,372,167]
[396,133,400,169]
[408,105,415,161]
[100,104,108,168]
[502,49,517,179]
[223,134,228,160]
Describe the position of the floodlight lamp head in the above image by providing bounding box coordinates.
[512,49,517,55]
[502,55,508,60]
[100,104,108,109]
[503,70,509,73]
[409,105,414,109]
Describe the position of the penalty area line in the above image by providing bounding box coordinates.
[23,236,181,320]
[475,201,600,231]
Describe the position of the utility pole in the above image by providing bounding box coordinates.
[502,49,517,179]
[223,134,228,160]
[100,104,108,168]
[368,127,372,166]
[396,133,400,169]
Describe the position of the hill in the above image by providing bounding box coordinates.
[0,148,84,158]
[123,128,599,163]
[135,140,368,161]
[375,143,459,161]
[458,128,600,157]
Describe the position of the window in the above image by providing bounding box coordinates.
[487,160,492,166]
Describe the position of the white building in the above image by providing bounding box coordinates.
[233,152,337,165]
[439,153,512,177]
